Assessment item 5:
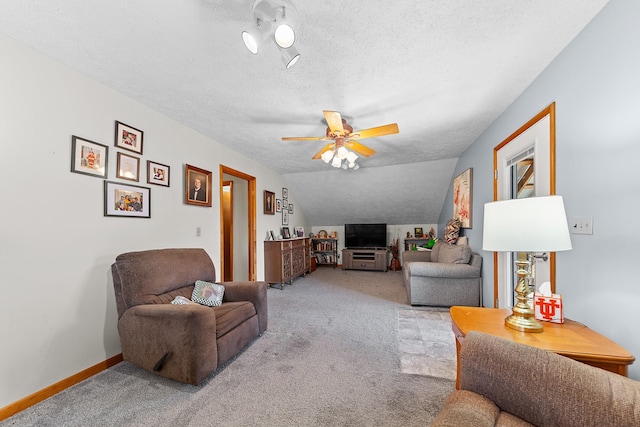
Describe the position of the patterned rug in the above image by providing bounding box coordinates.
[397,307,457,380]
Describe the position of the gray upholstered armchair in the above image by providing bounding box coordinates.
[111,248,267,385]
[402,241,482,307]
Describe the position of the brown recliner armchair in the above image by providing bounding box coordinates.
[111,248,267,385]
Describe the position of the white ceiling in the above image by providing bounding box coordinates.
[0,0,609,225]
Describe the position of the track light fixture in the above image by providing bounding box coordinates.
[241,0,300,68]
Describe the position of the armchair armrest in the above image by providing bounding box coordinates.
[118,303,218,384]
[407,261,480,279]
[219,280,268,334]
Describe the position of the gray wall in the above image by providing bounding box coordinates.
[440,0,640,380]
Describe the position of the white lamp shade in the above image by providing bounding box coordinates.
[482,195,572,252]
[241,29,261,54]
[281,45,300,68]
[331,156,342,168]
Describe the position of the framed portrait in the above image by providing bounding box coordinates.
[116,152,140,182]
[185,164,212,207]
[295,226,304,237]
[453,168,473,228]
[288,204,294,214]
[282,227,291,239]
[264,190,275,215]
[276,199,282,213]
[414,227,423,237]
[282,208,289,226]
[70,135,108,179]
[282,187,288,199]
[147,160,170,187]
[104,181,150,218]
[114,121,143,155]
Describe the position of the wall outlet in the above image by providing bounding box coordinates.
[196,227,201,237]
[571,217,593,235]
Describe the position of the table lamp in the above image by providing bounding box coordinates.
[482,195,572,332]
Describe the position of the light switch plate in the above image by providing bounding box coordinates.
[571,217,593,235]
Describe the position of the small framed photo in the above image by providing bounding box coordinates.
[295,226,304,237]
[270,230,276,240]
[282,208,289,226]
[276,199,282,213]
[264,190,275,215]
[116,152,140,182]
[104,181,150,218]
[185,164,212,207]
[282,187,288,199]
[282,227,291,239]
[147,160,170,187]
[289,204,294,214]
[70,135,108,179]
[414,227,424,237]
[114,121,143,155]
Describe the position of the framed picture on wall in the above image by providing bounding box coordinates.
[185,164,212,207]
[147,160,170,187]
[276,199,282,213]
[264,190,275,215]
[71,135,108,179]
[453,168,473,228]
[116,152,140,182]
[104,181,150,218]
[282,187,288,199]
[114,121,143,155]
[282,208,289,226]
[288,203,294,214]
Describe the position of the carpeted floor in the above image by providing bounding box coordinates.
[2,268,456,427]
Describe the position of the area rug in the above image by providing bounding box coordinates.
[397,308,457,381]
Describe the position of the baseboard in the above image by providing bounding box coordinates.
[0,353,123,422]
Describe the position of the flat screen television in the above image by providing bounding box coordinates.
[344,223,387,249]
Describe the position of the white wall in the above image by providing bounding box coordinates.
[439,0,640,379]
[0,33,309,407]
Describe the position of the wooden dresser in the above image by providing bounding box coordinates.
[264,237,311,289]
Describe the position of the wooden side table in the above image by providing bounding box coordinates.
[450,306,635,389]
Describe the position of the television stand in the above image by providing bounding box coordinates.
[342,248,388,272]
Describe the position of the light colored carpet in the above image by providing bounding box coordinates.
[2,268,455,427]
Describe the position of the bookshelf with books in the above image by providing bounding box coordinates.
[311,238,338,268]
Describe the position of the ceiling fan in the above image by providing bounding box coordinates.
[282,110,399,167]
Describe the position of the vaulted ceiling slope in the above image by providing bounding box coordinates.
[0,1,610,225]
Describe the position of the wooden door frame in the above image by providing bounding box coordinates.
[219,165,257,281]
[492,102,556,308]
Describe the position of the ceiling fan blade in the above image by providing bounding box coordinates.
[312,143,336,159]
[350,123,399,139]
[323,110,345,134]
[282,136,327,141]
[345,140,376,157]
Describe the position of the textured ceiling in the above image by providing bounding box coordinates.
[0,0,609,225]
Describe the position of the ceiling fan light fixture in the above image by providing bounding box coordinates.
[274,24,295,48]
[331,156,342,168]
[321,150,334,163]
[337,146,348,159]
[346,151,358,163]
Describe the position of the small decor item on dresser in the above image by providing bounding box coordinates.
[295,226,304,237]
[317,230,328,238]
[330,231,337,238]
[282,227,291,239]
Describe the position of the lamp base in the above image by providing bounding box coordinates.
[505,256,543,333]
[505,311,543,333]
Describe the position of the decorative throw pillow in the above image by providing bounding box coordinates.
[191,280,225,307]
[437,243,471,264]
[170,296,195,305]
[444,218,461,244]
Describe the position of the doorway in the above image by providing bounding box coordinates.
[219,165,257,281]
[492,103,556,308]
